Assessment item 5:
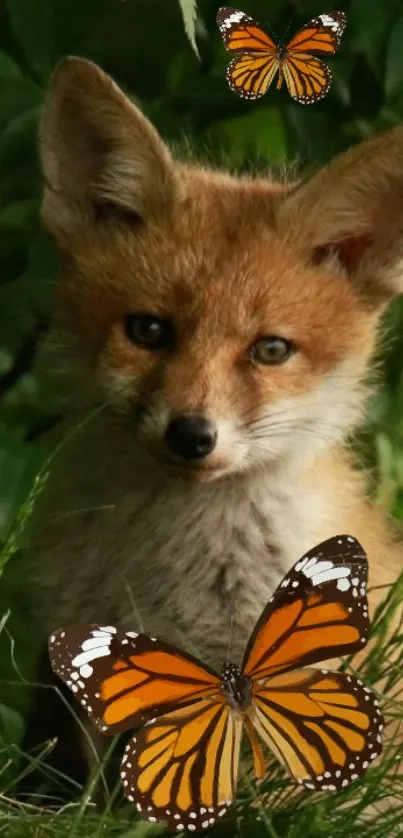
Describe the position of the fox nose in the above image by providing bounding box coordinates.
[164,416,217,460]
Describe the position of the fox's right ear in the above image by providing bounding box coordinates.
[40,57,178,243]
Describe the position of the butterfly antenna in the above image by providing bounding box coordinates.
[264,20,278,40]
[280,14,297,46]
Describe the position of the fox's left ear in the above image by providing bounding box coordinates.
[278,128,403,305]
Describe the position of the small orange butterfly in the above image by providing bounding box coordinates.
[49,535,383,832]
[217,7,347,104]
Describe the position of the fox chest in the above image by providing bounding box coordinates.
[34,469,311,667]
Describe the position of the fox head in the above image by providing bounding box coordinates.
[39,58,403,482]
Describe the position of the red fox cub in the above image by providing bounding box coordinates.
[24,57,403,781]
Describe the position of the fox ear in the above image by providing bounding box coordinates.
[40,57,178,241]
[279,128,403,303]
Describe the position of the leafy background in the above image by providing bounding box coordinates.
[1,0,403,834]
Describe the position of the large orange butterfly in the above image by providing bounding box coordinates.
[49,535,383,832]
[216,7,347,104]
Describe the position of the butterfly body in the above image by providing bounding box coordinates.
[217,7,347,104]
[49,535,383,832]
[220,661,252,710]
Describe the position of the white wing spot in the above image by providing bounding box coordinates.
[310,566,351,588]
[81,637,111,652]
[295,558,309,572]
[72,647,110,669]
[227,11,244,24]
[319,13,339,30]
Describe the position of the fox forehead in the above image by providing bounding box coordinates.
[62,166,372,363]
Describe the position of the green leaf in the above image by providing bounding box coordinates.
[204,107,287,168]
[0,107,40,185]
[385,16,403,109]
[5,0,55,80]
[0,700,24,746]
[0,199,38,230]
[349,0,401,75]
[177,0,200,58]
[0,424,44,541]
[283,105,348,166]
[0,50,25,81]
[0,58,42,133]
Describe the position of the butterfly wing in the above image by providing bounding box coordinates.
[249,668,383,790]
[226,53,279,100]
[121,697,243,831]
[282,54,332,104]
[49,625,220,735]
[280,11,346,105]
[242,535,369,681]
[287,11,347,55]
[217,6,278,100]
[216,6,277,53]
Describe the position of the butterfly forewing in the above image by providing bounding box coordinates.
[250,668,383,790]
[242,535,370,681]
[122,698,242,832]
[217,6,277,52]
[287,11,347,54]
[48,625,220,735]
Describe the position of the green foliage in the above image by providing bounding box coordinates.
[178,0,200,58]
[1,0,403,835]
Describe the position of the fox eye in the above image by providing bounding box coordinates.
[250,336,295,365]
[125,314,174,350]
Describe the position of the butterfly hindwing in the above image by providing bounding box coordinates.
[48,625,220,735]
[121,698,242,831]
[242,535,369,680]
[226,53,279,100]
[282,54,332,104]
[250,668,383,790]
